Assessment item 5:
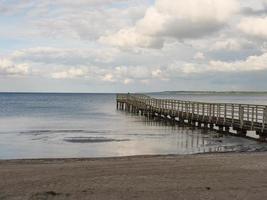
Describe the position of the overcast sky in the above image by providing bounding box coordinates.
[1,0,267,92]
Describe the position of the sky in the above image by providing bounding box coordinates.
[1,0,267,93]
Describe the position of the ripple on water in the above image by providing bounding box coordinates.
[20,130,109,135]
[63,137,129,143]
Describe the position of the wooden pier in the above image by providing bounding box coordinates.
[116,93,267,141]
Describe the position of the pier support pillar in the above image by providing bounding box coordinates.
[187,119,192,125]
[169,116,176,125]
[237,129,247,137]
[218,126,224,133]
[179,118,185,124]
[209,124,214,129]
[257,131,267,142]
[259,135,267,142]
[225,126,230,133]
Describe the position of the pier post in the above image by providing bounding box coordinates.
[218,126,224,133]
[237,129,246,137]
[209,124,214,130]
[239,106,244,130]
[260,135,267,142]
[225,126,230,133]
[258,131,267,142]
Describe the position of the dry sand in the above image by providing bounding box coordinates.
[1,153,267,200]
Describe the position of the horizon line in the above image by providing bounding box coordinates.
[1,90,267,94]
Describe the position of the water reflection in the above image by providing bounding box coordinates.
[130,114,267,155]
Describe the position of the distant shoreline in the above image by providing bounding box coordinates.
[148,91,267,95]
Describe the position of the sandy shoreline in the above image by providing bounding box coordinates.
[1,152,267,200]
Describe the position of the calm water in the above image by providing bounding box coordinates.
[1,93,267,159]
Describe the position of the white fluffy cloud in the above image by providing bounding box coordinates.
[0,58,29,76]
[179,52,267,74]
[100,0,239,49]
[194,52,205,60]
[51,67,88,79]
[99,27,164,49]
[238,16,267,39]
[210,39,242,51]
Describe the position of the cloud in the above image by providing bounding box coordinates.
[123,78,134,84]
[194,52,205,60]
[240,0,267,16]
[0,58,29,76]
[2,0,267,92]
[211,39,242,51]
[51,67,88,79]
[99,27,164,49]
[238,16,267,39]
[49,65,169,84]
[29,3,148,41]
[100,0,239,49]
[11,47,119,65]
[102,73,115,82]
[241,6,267,16]
[0,0,34,15]
[208,38,255,52]
[52,0,128,7]
[0,0,132,15]
[179,52,267,74]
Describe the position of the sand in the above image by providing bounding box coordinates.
[1,153,267,200]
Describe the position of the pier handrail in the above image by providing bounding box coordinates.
[117,93,267,133]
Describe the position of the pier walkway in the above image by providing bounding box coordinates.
[116,94,267,141]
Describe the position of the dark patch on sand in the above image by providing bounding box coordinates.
[29,191,63,200]
[29,191,71,200]
[0,193,8,200]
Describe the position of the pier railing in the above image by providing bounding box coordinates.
[116,94,267,138]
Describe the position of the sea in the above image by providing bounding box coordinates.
[1,92,267,159]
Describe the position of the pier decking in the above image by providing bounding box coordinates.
[116,94,267,141]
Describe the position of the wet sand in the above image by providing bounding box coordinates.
[1,153,267,200]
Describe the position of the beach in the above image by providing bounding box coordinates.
[1,152,267,200]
